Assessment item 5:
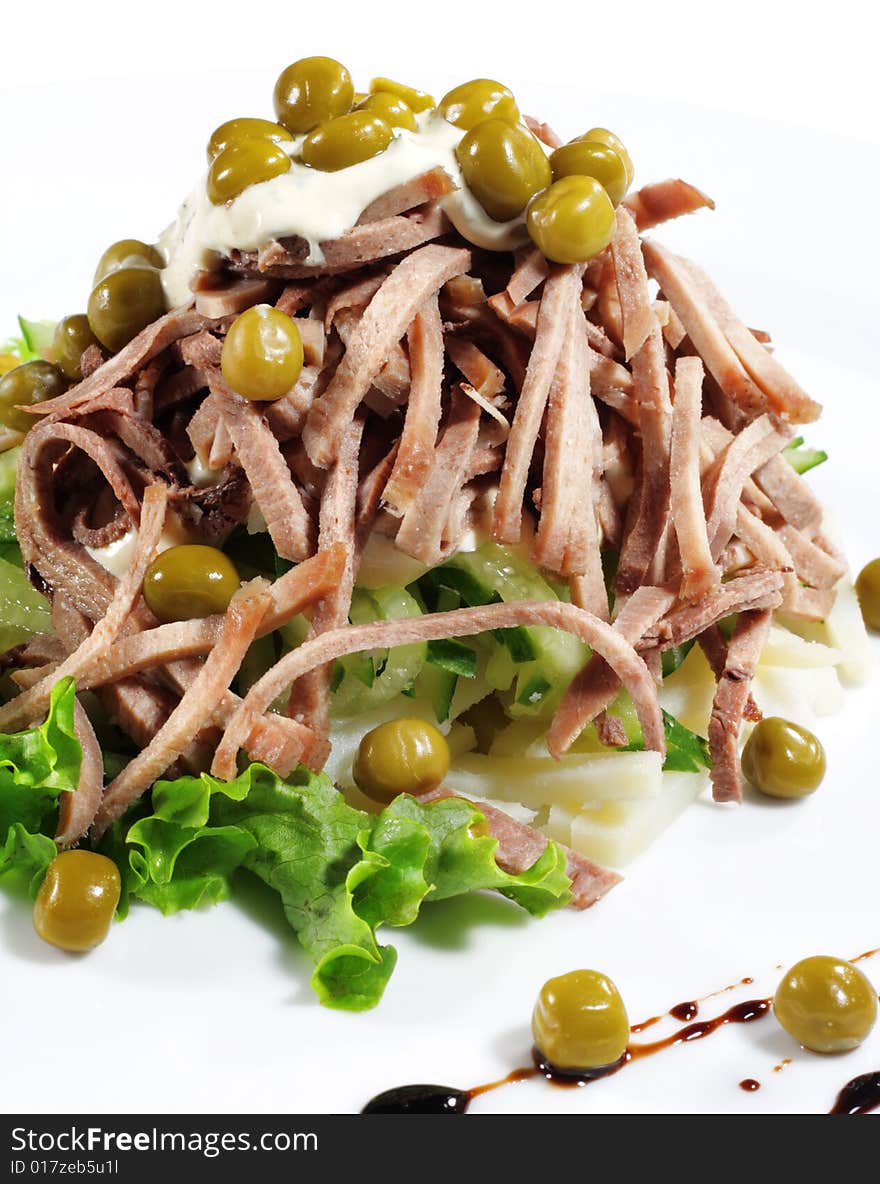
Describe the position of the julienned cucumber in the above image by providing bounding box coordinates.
[422,544,589,718]
[331,586,427,715]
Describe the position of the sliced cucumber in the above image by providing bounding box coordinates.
[331,585,427,716]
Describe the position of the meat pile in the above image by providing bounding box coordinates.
[0,158,842,906]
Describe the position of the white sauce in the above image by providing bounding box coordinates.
[86,518,192,579]
[160,113,534,307]
[185,454,225,488]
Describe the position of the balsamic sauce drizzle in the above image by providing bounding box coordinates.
[829,1072,880,1115]
[361,948,879,1115]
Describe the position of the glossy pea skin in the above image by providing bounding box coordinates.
[87,266,166,354]
[855,559,880,630]
[207,139,292,205]
[52,314,99,382]
[93,239,164,287]
[370,77,435,113]
[207,117,294,162]
[301,111,394,172]
[741,716,826,799]
[456,118,552,222]
[0,361,67,432]
[774,956,878,1053]
[353,718,451,804]
[357,92,417,132]
[273,56,354,134]
[526,175,616,264]
[577,128,634,189]
[143,544,240,622]
[532,970,630,1073]
[438,79,519,131]
[33,851,121,953]
[221,305,304,402]
[550,140,630,206]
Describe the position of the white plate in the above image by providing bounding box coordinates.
[1,73,879,1116]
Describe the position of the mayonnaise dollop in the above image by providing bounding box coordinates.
[159,113,533,307]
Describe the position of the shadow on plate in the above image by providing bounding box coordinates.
[407,892,529,952]
[227,868,315,1004]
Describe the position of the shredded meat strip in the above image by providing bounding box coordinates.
[708,609,772,803]
[382,295,445,517]
[54,701,105,848]
[622,179,715,231]
[669,356,718,601]
[303,244,471,467]
[93,580,273,839]
[547,585,677,757]
[210,373,314,561]
[210,599,665,780]
[0,482,168,733]
[493,264,582,544]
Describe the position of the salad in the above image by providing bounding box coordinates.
[0,58,872,1013]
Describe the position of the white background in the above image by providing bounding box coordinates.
[2,0,880,1117]
[1,0,876,142]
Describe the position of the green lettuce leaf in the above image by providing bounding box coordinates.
[119,762,572,1011]
[0,678,82,890]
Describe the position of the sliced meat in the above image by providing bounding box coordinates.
[287,420,363,734]
[93,579,273,839]
[238,206,452,279]
[548,585,677,757]
[697,623,760,723]
[682,258,821,424]
[669,356,718,601]
[708,609,772,803]
[382,295,445,517]
[30,309,220,420]
[506,248,550,305]
[493,264,583,544]
[703,414,792,559]
[615,325,672,594]
[303,244,471,467]
[395,389,482,564]
[54,700,105,848]
[776,523,846,589]
[622,178,715,230]
[445,337,506,399]
[211,599,666,779]
[194,276,278,318]
[0,481,168,733]
[640,567,784,653]
[356,167,456,223]
[610,206,655,360]
[210,373,314,561]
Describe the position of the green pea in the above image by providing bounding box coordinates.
[774,956,878,1053]
[93,239,164,287]
[370,77,435,113]
[456,118,551,222]
[578,127,634,188]
[358,92,418,132]
[52,315,100,382]
[438,79,519,131]
[741,717,826,799]
[353,718,451,803]
[207,117,294,162]
[532,970,630,1073]
[0,361,67,432]
[220,304,304,402]
[526,175,616,264]
[301,111,393,172]
[87,266,166,354]
[143,544,240,622]
[550,140,630,206]
[207,139,292,205]
[855,559,880,630]
[273,56,354,134]
[34,851,121,953]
